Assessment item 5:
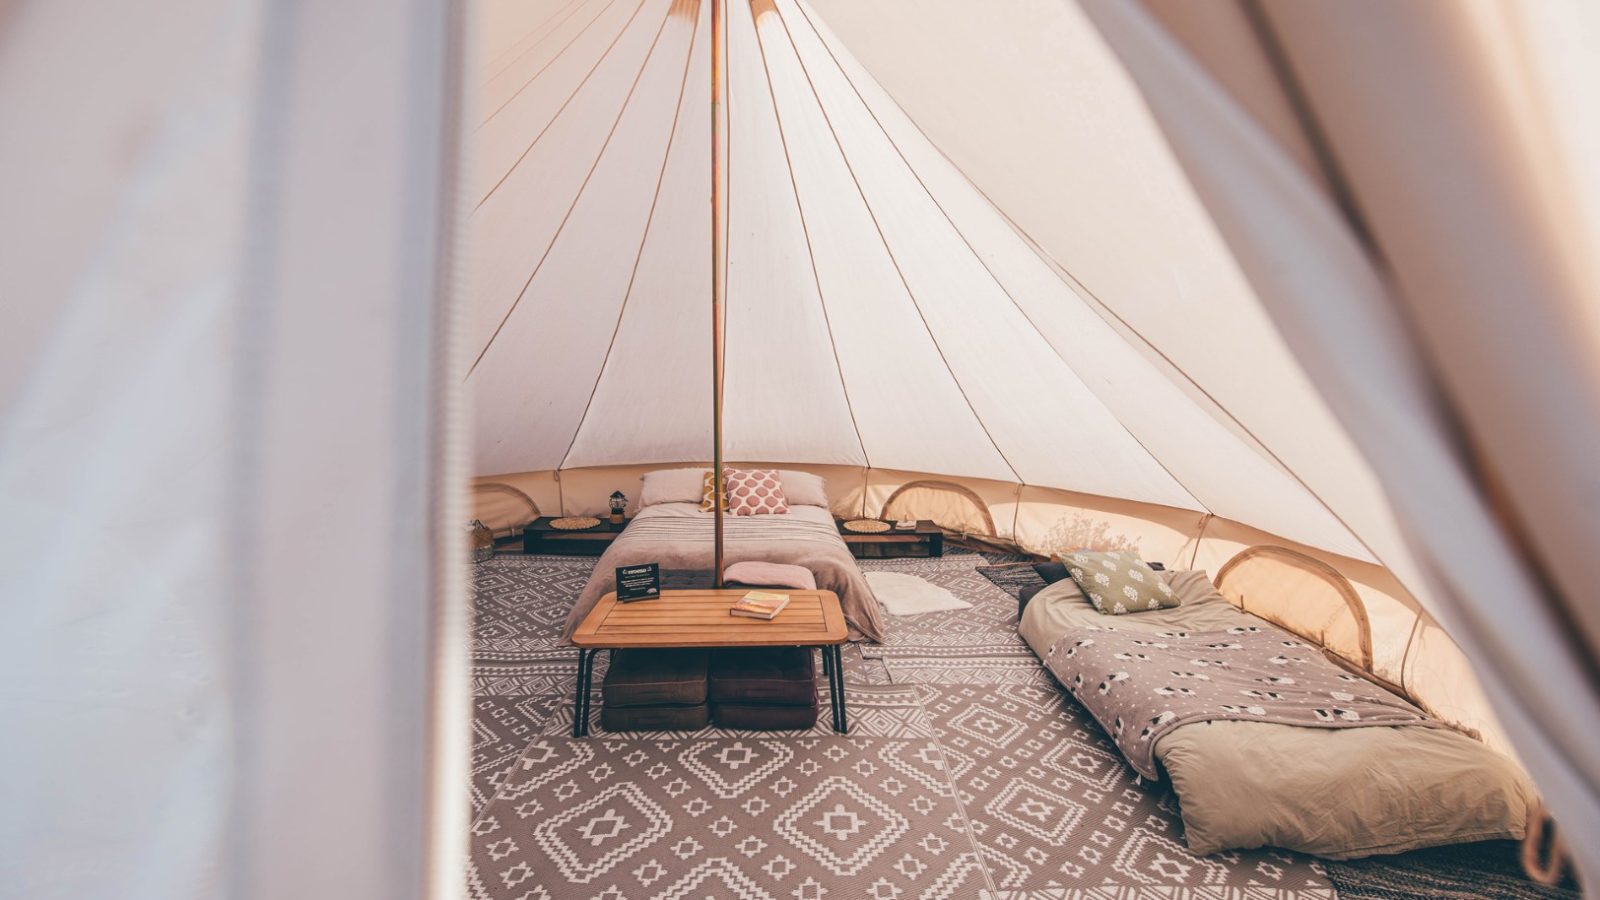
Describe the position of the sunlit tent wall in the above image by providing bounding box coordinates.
[462,0,1559,784]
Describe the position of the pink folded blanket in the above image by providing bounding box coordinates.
[724,560,817,591]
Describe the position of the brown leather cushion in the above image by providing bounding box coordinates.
[602,648,709,707]
[601,702,709,732]
[712,698,819,731]
[708,647,816,705]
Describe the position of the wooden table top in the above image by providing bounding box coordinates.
[571,589,847,649]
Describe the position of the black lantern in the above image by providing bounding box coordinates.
[609,491,627,526]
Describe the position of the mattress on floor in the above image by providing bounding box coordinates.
[1019,571,1535,859]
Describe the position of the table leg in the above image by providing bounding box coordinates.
[572,649,589,737]
[835,645,849,733]
[573,648,601,738]
[824,645,848,734]
[826,646,836,732]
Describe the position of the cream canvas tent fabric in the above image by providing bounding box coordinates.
[4,0,1599,895]
[466,0,1600,882]
[465,0,1508,788]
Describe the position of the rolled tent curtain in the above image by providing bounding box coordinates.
[1079,0,1600,887]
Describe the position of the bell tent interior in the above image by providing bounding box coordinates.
[3,0,1600,897]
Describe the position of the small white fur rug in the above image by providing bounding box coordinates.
[865,571,973,616]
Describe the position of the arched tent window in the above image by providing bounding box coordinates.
[881,481,996,537]
[1214,545,1375,675]
[471,482,540,540]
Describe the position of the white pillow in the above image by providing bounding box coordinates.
[777,470,828,507]
[638,468,706,508]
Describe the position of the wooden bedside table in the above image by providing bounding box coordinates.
[522,516,629,555]
[837,519,944,558]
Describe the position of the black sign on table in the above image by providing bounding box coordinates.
[615,563,661,602]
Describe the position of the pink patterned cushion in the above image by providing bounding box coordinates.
[725,468,789,516]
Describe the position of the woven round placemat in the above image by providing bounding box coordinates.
[843,518,891,534]
[549,516,601,531]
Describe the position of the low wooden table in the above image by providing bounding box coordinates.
[569,589,850,738]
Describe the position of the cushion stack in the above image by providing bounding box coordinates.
[709,647,819,730]
[599,648,710,732]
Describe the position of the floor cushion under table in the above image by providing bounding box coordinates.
[601,702,710,732]
[602,647,709,708]
[708,646,817,706]
[711,698,819,731]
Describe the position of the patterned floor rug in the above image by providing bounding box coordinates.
[918,683,1330,896]
[858,555,1036,664]
[469,551,1553,899]
[473,555,597,662]
[468,686,997,899]
[976,562,1049,600]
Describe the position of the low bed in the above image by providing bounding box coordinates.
[561,498,885,644]
[1021,569,1535,859]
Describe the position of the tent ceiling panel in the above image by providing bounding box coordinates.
[801,8,1367,559]
[718,0,863,467]
[468,0,660,362]
[803,0,1401,566]
[561,0,714,470]
[479,0,605,92]
[476,0,641,199]
[741,0,1014,481]
[471,0,700,476]
[773,1,1198,509]
[469,0,1394,562]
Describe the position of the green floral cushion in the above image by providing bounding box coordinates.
[1059,550,1178,615]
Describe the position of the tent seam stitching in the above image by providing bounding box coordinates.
[776,0,1022,486]
[748,0,870,470]
[789,0,1388,565]
[481,0,600,89]
[475,0,628,151]
[558,0,704,472]
[464,0,666,381]
[791,0,1208,515]
[473,0,643,208]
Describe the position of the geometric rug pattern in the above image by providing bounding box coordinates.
[858,555,1036,661]
[472,555,597,662]
[469,551,1538,898]
[467,699,994,899]
[918,683,1331,895]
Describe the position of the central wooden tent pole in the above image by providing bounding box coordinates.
[710,0,726,588]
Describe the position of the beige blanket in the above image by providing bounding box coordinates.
[562,503,884,643]
[1020,571,1534,858]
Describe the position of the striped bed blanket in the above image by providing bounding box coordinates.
[561,506,885,642]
